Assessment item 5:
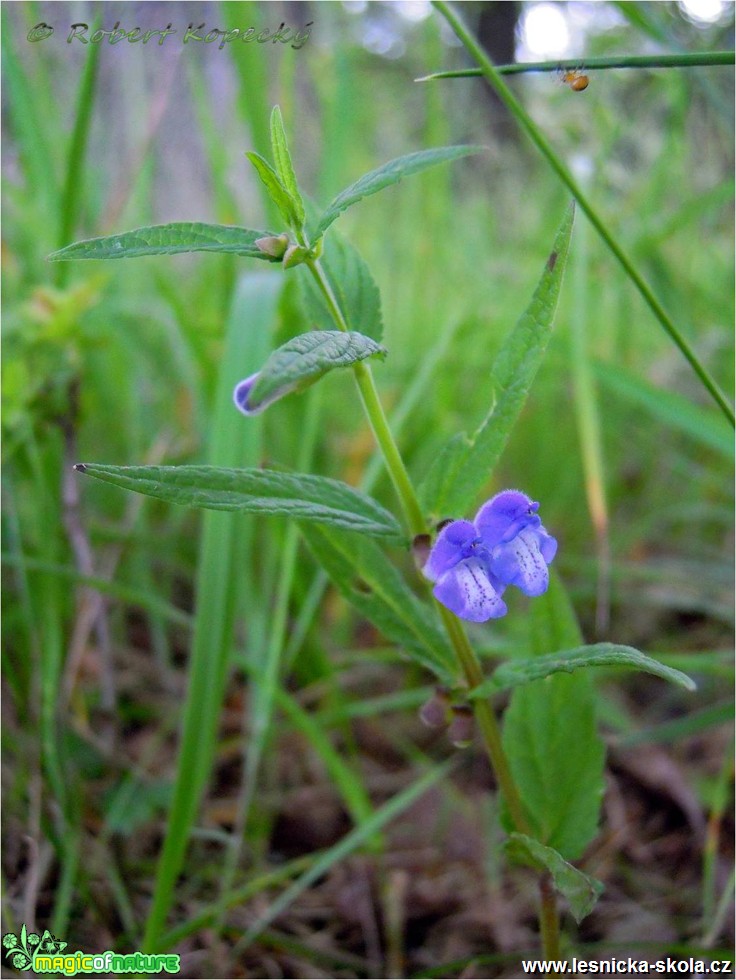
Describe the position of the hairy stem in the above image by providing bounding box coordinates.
[306,234,557,962]
[539,873,562,975]
[437,603,530,835]
[305,257,425,536]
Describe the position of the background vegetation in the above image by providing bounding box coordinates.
[2,1,733,976]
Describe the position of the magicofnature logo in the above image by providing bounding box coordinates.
[2,924,180,975]
[3,926,66,970]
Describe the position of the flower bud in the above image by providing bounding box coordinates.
[447,704,474,748]
[419,686,452,729]
[255,234,290,260]
[282,244,311,269]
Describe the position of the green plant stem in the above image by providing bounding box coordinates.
[436,603,530,836]
[417,50,736,82]
[305,257,425,536]
[305,247,555,957]
[304,254,528,831]
[539,873,562,975]
[431,0,734,429]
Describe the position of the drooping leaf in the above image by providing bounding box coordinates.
[245,151,301,229]
[300,523,456,682]
[244,331,386,413]
[313,145,485,239]
[420,204,575,519]
[298,229,384,342]
[48,223,276,261]
[270,106,306,228]
[505,833,604,924]
[73,464,403,541]
[501,573,606,860]
[470,642,696,698]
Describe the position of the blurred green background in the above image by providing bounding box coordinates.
[2,2,734,976]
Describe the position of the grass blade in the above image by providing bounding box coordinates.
[142,272,281,952]
[236,761,453,951]
[55,24,101,287]
[431,0,734,427]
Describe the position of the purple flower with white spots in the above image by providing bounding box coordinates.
[423,490,557,623]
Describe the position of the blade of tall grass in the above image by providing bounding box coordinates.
[160,853,316,949]
[431,0,734,428]
[221,0,280,226]
[234,760,454,953]
[593,362,734,458]
[254,928,372,975]
[55,22,101,288]
[569,208,611,635]
[0,554,193,629]
[418,50,736,80]
[616,701,733,748]
[701,738,734,940]
[273,684,375,828]
[142,272,281,952]
[612,3,733,124]
[21,437,84,935]
[1,7,57,221]
[215,386,324,931]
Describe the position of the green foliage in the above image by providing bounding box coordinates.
[240,761,453,950]
[471,642,696,697]
[312,145,485,239]
[140,272,281,951]
[300,523,456,681]
[48,223,274,261]
[247,330,386,410]
[74,463,403,541]
[269,106,306,230]
[246,151,303,231]
[420,204,575,518]
[501,575,606,861]
[4,2,731,965]
[595,362,734,459]
[298,231,384,341]
[505,833,604,923]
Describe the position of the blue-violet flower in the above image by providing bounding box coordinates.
[423,490,557,622]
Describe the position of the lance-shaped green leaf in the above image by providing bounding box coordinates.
[300,523,456,682]
[246,150,303,230]
[501,573,606,861]
[504,834,604,924]
[420,204,575,519]
[312,145,485,239]
[298,229,384,341]
[48,222,277,261]
[236,331,386,415]
[270,106,306,229]
[73,464,403,540]
[471,642,696,698]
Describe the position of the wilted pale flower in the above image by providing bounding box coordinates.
[423,490,557,622]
